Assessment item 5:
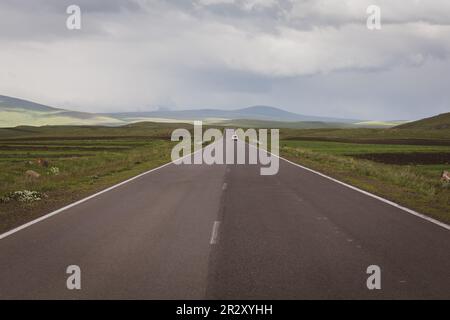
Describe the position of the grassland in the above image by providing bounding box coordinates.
[0,123,187,233]
[280,138,450,223]
[280,128,450,144]
[1,122,449,234]
[396,112,450,130]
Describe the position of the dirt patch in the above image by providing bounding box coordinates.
[0,153,90,159]
[284,137,450,146]
[0,136,172,141]
[350,152,450,165]
[0,145,130,151]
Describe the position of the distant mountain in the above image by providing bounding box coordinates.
[0,95,404,129]
[106,105,361,123]
[0,95,123,127]
[395,112,450,130]
[0,95,57,112]
[211,118,355,129]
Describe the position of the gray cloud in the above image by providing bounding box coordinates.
[0,0,449,120]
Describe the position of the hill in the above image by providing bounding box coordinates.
[0,95,123,127]
[395,112,450,130]
[106,105,361,123]
[210,119,354,129]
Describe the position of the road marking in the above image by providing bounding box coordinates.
[280,156,450,231]
[249,143,450,231]
[210,221,221,245]
[222,183,227,190]
[3,138,448,241]
[0,144,215,241]
[0,162,173,240]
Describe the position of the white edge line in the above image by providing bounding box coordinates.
[0,145,210,241]
[249,143,450,231]
[210,221,221,245]
[2,139,448,240]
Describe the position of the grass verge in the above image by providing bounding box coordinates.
[280,144,450,224]
[0,122,224,234]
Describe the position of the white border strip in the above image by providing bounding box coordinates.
[0,144,211,241]
[250,143,450,231]
[210,221,221,245]
[0,161,175,240]
[0,143,220,240]
[280,157,450,230]
[1,139,448,240]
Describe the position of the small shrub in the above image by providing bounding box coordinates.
[1,190,45,203]
[48,167,60,176]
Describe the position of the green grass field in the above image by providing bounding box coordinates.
[281,140,450,155]
[0,124,183,233]
[280,128,450,144]
[1,123,449,233]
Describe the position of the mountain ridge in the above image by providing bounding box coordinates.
[102,105,361,123]
[0,95,123,127]
[0,94,407,128]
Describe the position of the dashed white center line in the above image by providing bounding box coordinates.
[210,221,221,245]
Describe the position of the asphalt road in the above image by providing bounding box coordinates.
[0,136,449,299]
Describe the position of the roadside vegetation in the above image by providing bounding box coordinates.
[0,123,182,233]
[280,138,450,224]
[1,120,449,233]
[281,128,450,145]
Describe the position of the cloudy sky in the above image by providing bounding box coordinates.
[0,0,449,120]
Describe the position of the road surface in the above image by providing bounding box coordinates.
[0,136,449,299]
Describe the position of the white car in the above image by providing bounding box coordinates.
[231,134,238,141]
